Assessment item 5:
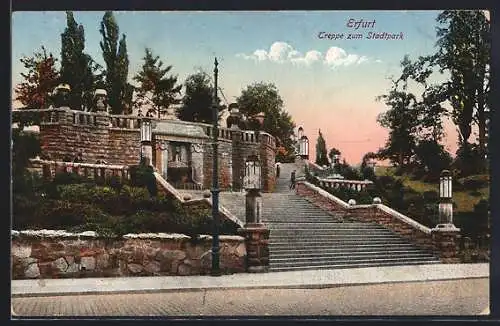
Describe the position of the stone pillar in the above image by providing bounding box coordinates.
[141,143,153,166]
[238,224,270,273]
[231,128,244,191]
[162,141,170,179]
[432,225,460,263]
[191,143,204,184]
[245,189,263,224]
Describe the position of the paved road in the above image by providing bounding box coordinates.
[12,278,488,316]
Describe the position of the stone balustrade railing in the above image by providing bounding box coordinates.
[29,158,130,182]
[72,110,99,126]
[109,114,142,129]
[317,178,373,192]
[204,125,234,141]
[13,108,276,147]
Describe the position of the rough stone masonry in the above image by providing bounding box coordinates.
[11,230,247,279]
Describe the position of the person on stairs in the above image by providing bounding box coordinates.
[290,170,296,189]
[276,162,281,178]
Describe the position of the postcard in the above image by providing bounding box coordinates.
[11,10,490,317]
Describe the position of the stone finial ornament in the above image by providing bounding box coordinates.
[53,83,71,107]
[94,89,108,112]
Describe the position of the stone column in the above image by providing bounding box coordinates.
[245,189,262,224]
[238,224,270,273]
[190,143,204,184]
[231,128,244,191]
[162,141,170,179]
[432,225,461,263]
[141,143,153,166]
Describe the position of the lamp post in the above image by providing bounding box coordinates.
[298,130,309,160]
[438,169,454,226]
[140,117,152,165]
[211,58,221,277]
[242,153,269,273]
[244,154,262,225]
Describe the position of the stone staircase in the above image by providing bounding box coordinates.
[231,162,440,271]
[184,162,441,272]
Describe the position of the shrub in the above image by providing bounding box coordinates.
[460,175,489,191]
[107,175,124,193]
[129,163,157,197]
[422,190,439,202]
[53,171,87,186]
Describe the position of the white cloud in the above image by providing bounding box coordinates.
[237,42,369,68]
[324,47,368,68]
[268,42,294,62]
[291,50,322,66]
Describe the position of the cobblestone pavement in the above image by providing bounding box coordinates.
[12,278,488,317]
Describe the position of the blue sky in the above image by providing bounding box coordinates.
[12,11,461,164]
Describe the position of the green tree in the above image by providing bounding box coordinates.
[60,11,100,110]
[177,71,213,123]
[315,130,329,166]
[395,11,491,173]
[377,84,419,168]
[236,82,295,157]
[133,48,182,118]
[435,10,490,170]
[414,139,452,180]
[100,11,131,114]
[328,147,341,163]
[15,46,59,110]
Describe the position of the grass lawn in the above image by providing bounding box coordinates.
[376,166,489,213]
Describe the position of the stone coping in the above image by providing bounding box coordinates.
[154,172,244,228]
[299,181,432,235]
[317,178,373,185]
[11,229,244,241]
[29,158,128,170]
[374,204,432,235]
[299,181,350,209]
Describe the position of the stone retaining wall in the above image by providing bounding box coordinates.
[11,230,246,279]
[17,107,276,192]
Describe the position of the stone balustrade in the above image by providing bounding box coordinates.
[109,115,142,129]
[317,178,373,192]
[296,181,460,262]
[72,111,99,126]
[29,158,130,183]
[203,125,234,141]
[11,230,246,279]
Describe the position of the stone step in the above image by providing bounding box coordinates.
[264,219,342,223]
[269,247,425,255]
[267,225,389,230]
[269,251,436,260]
[269,260,441,272]
[268,243,419,251]
[269,256,440,267]
[267,222,378,226]
[269,234,405,241]
[269,239,411,246]
[269,227,394,235]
